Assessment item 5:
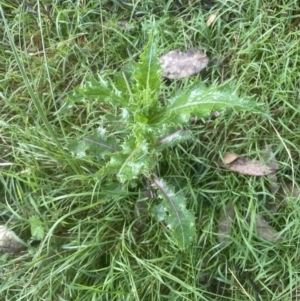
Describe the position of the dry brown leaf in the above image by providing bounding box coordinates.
[0,225,24,253]
[206,13,218,26]
[254,215,282,242]
[218,201,235,243]
[223,152,239,164]
[221,147,279,177]
[159,49,209,79]
[226,157,276,176]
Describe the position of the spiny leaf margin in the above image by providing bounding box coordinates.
[152,176,196,249]
[150,84,262,125]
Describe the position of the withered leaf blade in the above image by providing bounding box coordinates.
[0,225,24,253]
[226,157,276,176]
[218,201,235,243]
[255,215,282,242]
[206,13,217,26]
[159,49,209,79]
[223,152,239,165]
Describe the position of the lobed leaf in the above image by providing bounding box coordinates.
[103,138,155,183]
[132,33,161,104]
[151,203,166,221]
[156,128,192,148]
[152,177,196,249]
[76,77,128,107]
[150,84,261,125]
[29,216,44,240]
[68,128,120,160]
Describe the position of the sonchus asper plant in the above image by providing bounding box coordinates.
[68,34,260,249]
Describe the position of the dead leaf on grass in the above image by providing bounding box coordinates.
[228,157,276,175]
[254,215,282,242]
[218,201,235,243]
[221,152,278,176]
[206,13,218,26]
[0,225,24,253]
[223,152,239,164]
[159,49,209,79]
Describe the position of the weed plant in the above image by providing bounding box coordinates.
[1,0,300,300]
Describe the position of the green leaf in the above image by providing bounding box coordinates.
[76,76,128,107]
[68,140,89,158]
[115,62,135,93]
[68,128,120,160]
[152,177,196,249]
[29,216,44,240]
[151,203,166,221]
[156,128,193,149]
[103,138,155,183]
[150,84,261,125]
[132,32,161,104]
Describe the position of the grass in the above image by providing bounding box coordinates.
[1,0,300,300]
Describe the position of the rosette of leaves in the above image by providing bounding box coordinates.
[68,33,260,249]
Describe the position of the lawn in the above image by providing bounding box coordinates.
[1,0,300,300]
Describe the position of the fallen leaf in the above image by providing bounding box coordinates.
[218,201,235,243]
[221,147,280,177]
[159,49,209,79]
[254,215,282,242]
[223,152,239,164]
[206,13,218,26]
[225,157,276,176]
[0,225,24,253]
